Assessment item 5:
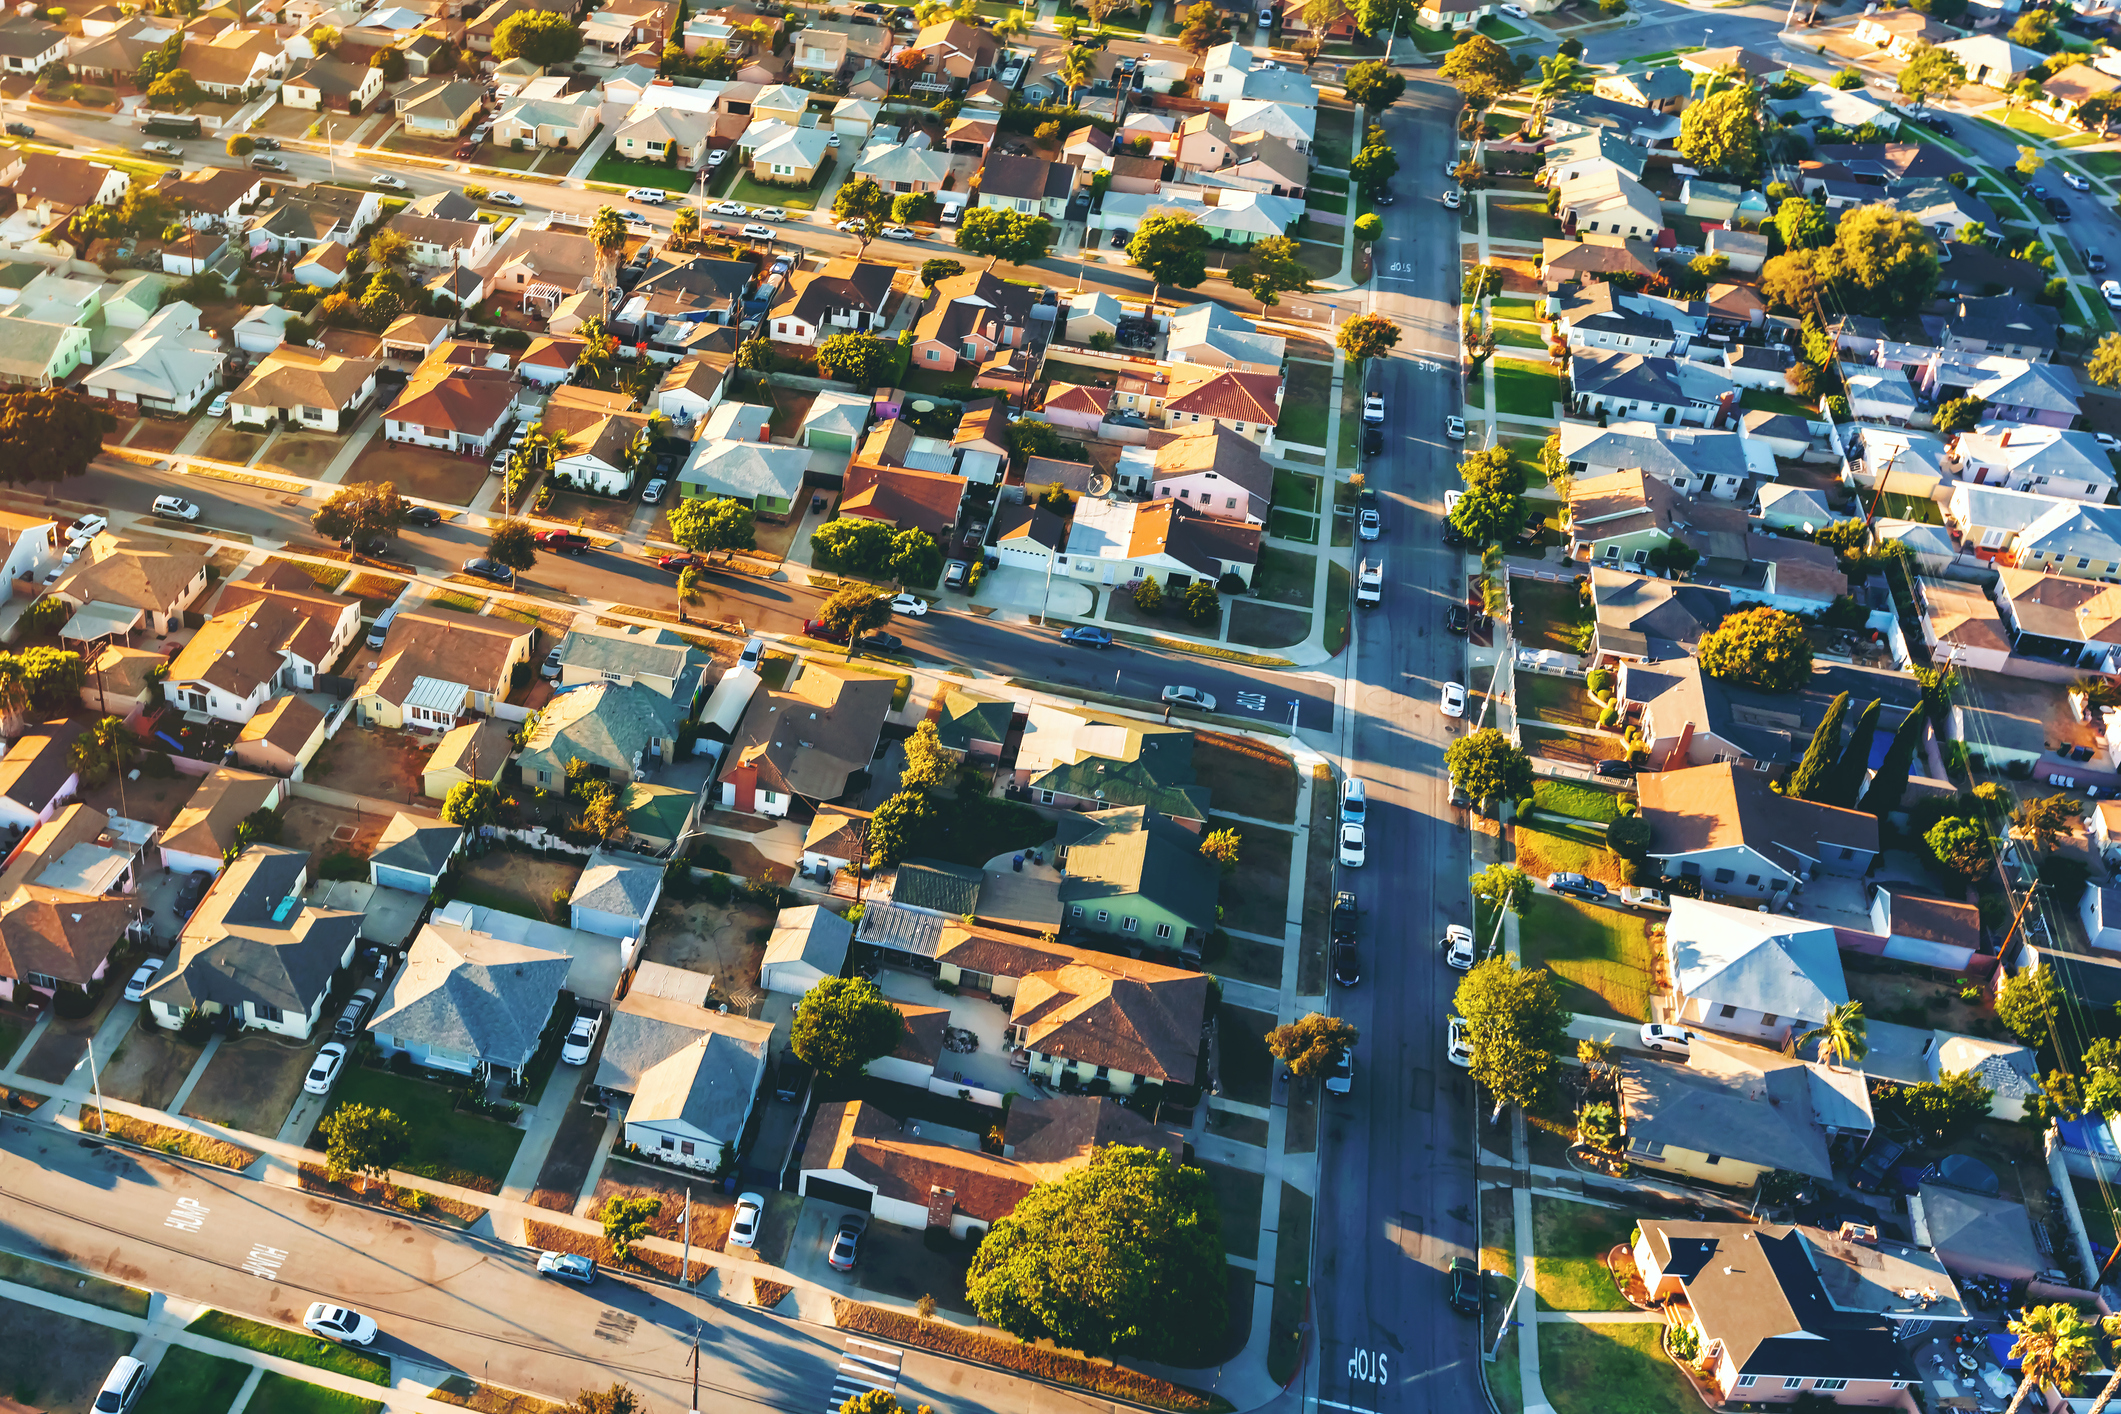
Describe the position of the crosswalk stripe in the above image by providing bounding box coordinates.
[845,1338,900,1358]
[842,1354,899,1375]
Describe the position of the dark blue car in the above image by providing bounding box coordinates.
[1061,626,1114,648]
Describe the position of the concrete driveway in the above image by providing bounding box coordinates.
[972,564,1095,619]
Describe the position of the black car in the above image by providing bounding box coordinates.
[462,558,515,585]
[1595,758,1638,779]
[2048,196,2074,222]
[176,870,212,919]
[1849,1137,1907,1194]
[1332,938,1361,987]
[402,505,442,527]
[341,534,389,556]
[1332,889,1357,939]
[1362,426,1383,457]
[811,492,827,514]
[1441,520,1466,547]
[1372,187,1394,206]
[1446,603,1470,635]
[1926,116,1955,136]
[654,452,677,477]
[4,122,32,138]
[1061,625,1114,648]
[2031,183,2050,200]
[860,631,902,653]
[253,135,281,150]
[1448,1257,1480,1315]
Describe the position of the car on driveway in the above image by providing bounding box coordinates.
[207,392,230,417]
[1061,625,1114,647]
[888,592,927,616]
[303,1303,378,1346]
[123,958,163,1002]
[303,1042,349,1095]
[1498,1,1526,12]
[730,1192,765,1248]
[1445,415,1466,440]
[334,986,378,1039]
[1439,681,1466,717]
[1338,822,1365,867]
[1545,872,1609,901]
[1160,684,1215,710]
[1443,924,1475,970]
[1639,1023,1694,1055]
[642,478,668,504]
[1448,1256,1481,1314]
[1620,885,1671,911]
[1849,1136,1907,1194]
[537,1251,598,1285]
[93,1356,146,1414]
[372,174,408,190]
[561,1007,601,1064]
[67,514,108,544]
[1446,1016,1472,1068]
[462,558,515,585]
[541,646,562,679]
[828,1213,865,1270]
[176,870,210,919]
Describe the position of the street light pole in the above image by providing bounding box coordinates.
[74,1034,106,1138]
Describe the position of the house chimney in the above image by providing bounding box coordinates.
[1663,720,1696,772]
[2000,428,2011,447]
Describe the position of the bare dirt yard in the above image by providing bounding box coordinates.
[350,440,491,506]
[278,796,396,873]
[98,1012,206,1111]
[453,849,585,923]
[305,724,437,804]
[199,424,268,465]
[590,1162,736,1251]
[259,430,344,479]
[180,1028,321,1136]
[644,897,774,1001]
[76,768,201,834]
[129,418,190,453]
[548,490,639,536]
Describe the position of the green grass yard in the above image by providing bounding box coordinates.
[1530,1196,1634,1311]
[318,1068,525,1192]
[1541,1322,1697,1414]
[2077,152,2121,177]
[1995,108,2075,141]
[142,1348,252,1414]
[1509,577,1592,656]
[1281,362,1333,447]
[1492,322,1547,350]
[1493,359,1559,419]
[1273,465,1321,513]
[1490,295,1542,322]
[1487,201,1557,244]
[1532,779,1626,824]
[1519,896,1656,1023]
[1268,508,1318,543]
[245,1373,384,1414]
[186,1312,391,1384]
[586,156,696,192]
[1739,387,1816,418]
[1503,433,1551,488]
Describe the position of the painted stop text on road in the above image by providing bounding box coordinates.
[1349,1348,1389,1386]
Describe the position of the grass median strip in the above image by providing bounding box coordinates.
[81,1112,259,1171]
[185,1311,393,1384]
[0,1248,150,1316]
[295,1163,487,1228]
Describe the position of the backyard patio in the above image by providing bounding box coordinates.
[872,966,1026,1103]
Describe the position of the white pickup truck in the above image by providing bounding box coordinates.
[1356,558,1383,607]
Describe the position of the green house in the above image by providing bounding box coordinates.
[1056,807,1220,953]
[935,687,1019,761]
[1014,703,1210,826]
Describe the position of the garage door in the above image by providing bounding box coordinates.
[803,1177,874,1212]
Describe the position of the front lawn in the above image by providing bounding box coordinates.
[317,1067,526,1193]
[1216,1003,1276,1107]
[1533,779,1626,824]
[1193,732,1299,823]
[1312,108,1355,170]
[1541,1321,1696,1414]
[1252,546,1318,608]
[244,1373,384,1414]
[729,155,835,211]
[1739,387,1817,418]
[1503,433,1551,488]
[1530,1195,1634,1311]
[1519,895,1656,1023]
[1217,820,1294,934]
[587,156,697,192]
[1488,201,1556,244]
[1514,672,1602,729]
[1996,108,2075,141]
[1493,359,1560,419]
[142,1347,251,1414]
[1510,576,1593,655]
[1280,361,1332,446]
[1513,820,1623,890]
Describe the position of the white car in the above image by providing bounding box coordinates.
[1445,415,1467,440]
[2099,433,2121,453]
[67,514,108,544]
[1160,685,1215,710]
[371,174,408,191]
[880,224,916,240]
[888,592,927,616]
[1440,681,1466,718]
[712,201,748,216]
[122,958,163,1002]
[626,187,667,204]
[1639,1023,1696,1056]
[707,148,729,168]
[1442,189,1461,209]
[1446,1016,1473,1068]
[1339,822,1366,868]
[826,133,841,147]
[1358,507,1381,540]
[560,1007,601,1065]
[740,224,776,240]
[303,1041,348,1095]
[1619,885,1671,911]
[1362,392,1385,424]
[1500,1,1527,14]
[1324,1047,1354,1096]
[836,218,869,233]
[729,1191,765,1248]
[207,392,229,418]
[2065,169,2093,191]
[642,478,668,504]
[752,206,787,222]
[152,495,200,521]
[2102,279,2121,310]
[302,1303,378,1346]
[488,190,523,207]
[1443,924,1475,971]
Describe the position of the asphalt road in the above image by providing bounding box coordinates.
[0,1120,1153,1414]
[1299,75,1487,1414]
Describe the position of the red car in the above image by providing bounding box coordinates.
[803,618,848,644]
[537,530,591,554]
[657,552,701,572]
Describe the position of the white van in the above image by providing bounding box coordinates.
[739,636,765,670]
[1340,777,1366,823]
[366,606,397,649]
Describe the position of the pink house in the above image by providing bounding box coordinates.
[1041,382,1111,434]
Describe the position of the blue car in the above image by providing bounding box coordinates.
[1545,872,1609,901]
[1061,626,1114,648]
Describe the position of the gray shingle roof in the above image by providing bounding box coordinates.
[571,850,662,921]
[626,1029,770,1140]
[892,859,983,914]
[367,921,571,1067]
[144,846,361,1017]
[371,813,462,881]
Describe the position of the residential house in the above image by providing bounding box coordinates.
[1943,294,2057,362]
[568,851,663,941]
[391,212,497,269]
[655,354,732,424]
[2036,62,2121,128]
[162,566,362,724]
[678,402,808,516]
[973,152,1077,221]
[1853,9,1959,56]
[1224,97,1314,153]
[397,76,484,138]
[1565,469,1695,568]
[1955,423,2114,502]
[799,808,869,883]
[1540,129,1649,188]
[352,607,535,731]
[1947,481,2067,556]
[421,716,513,802]
[0,804,153,1007]
[718,661,895,815]
[143,845,362,1039]
[1642,763,1882,903]
[1993,566,2121,670]
[246,184,382,259]
[853,140,953,195]
[1065,496,1260,589]
[158,768,285,877]
[492,91,601,148]
[1557,166,1665,241]
[1012,705,1209,825]
[383,363,515,456]
[838,462,966,543]
[229,346,379,433]
[1917,350,2080,427]
[281,54,384,111]
[10,154,128,227]
[183,23,288,98]
[743,121,832,183]
[1706,227,1769,274]
[233,695,328,778]
[2014,500,2121,581]
[761,905,852,996]
[1619,658,1923,775]
[517,681,685,790]
[909,268,1039,374]
[1591,65,1690,112]
[1165,301,1284,374]
[1842,363,1922,425]
[552,623,705,701]
[0,319,90,390]
[593,966,774,1169]
[766,257,894,345]
[1162,365,1281,447]
[1620,1035,1867,1186]
[367,918,568,1080]
[1116,424,1273,525]
[897,18,996,94]
[1751,483,1837,532]
[80,303,225,415]
[46,533,210,640]
[153,166,265,229]
[0,18,70,79]
[1570,349,1735,427]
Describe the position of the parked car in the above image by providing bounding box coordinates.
[1442,188,1461,209]
[302,1303,378,1346]
[176,870,211,918]
[560,1007,601,1064]
[303,1041,349,1095]
[2066,169,2093,191]
[93,1358,147,1414]
[774,1046,811,1102]
[142,140,182,156]
[1545,872,1609,901]
[536,530,592,555]
[207,392,230,418]
[462,558,515,585]
[1338,822,1365,868]
[1362,426,1383,457]
[1439,681,1466,718]
[625,187,667,204]
[730,1192,765,1248]
[1361,392,1384,424]
[1849,1136,1907,1194]
[333,986,378,1039]
[1445,415,1467,440]
[1620,885,1671,911]
[1061,626,1114,647]
[828,1213,865,1270]
[1358,507,1381,540]
[2103,279,2121,310]
[706,148,729,168]
[943,559,968,590]
[536,1251,598,1286]
[879,223,915,239]
[1160,684,1215,710]
[2090,247,2109,274]
[803,618,849,645]
[123,958,164,1003]
[1333,889,1357,938]
[403,505,441,527]
[887,592,927,616]
[488,191,524,207]
[1443,924,1475,971]
[4,123,33,138]
[1446,1016,1472,1068]
[2048,195,2074,221]
[1638,1022,1693,1055]
[711,200,747,216]
[1341,776,1366,824]
[642,478,668,504]
[67,514,108,543]
[541,646,562,679]
[152,495,201,521]
[1333,938,1362,987]
[249,155,287,172]
[1446,603,1470,635]
[372,174,408,190]
[1595,758,1639,779]
[1324,1046,1354,1096]
[1448,1256,1481,1315]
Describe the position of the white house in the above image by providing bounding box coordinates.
[570,851,663,940]
[80,302,225,414]
[760,905,853,996]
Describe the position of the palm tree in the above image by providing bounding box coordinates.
[2003,1305,2099,1414]
[0,656,29,739]
[670,205,700,251]
[1532,52,1590,119]
[2079,1316,2121,1414]
[1060,45,1093,108]
[1797,1000,1868,1069]
[588,204,626,296]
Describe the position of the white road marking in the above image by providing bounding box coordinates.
[243,1243,288,1280]
[163,1196,208,1233]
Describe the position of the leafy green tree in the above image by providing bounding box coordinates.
[146,67,202,109]
[1879,1068,1993,1144]
[840,1395,900,1414]
[1825,697,1881,808]
[600,1194,661,1260]
[1236,235,1311,307]
[898,720,955,792]
[1760,249,1823,314]
[1182,578,1220,627]
[670,205,700,248]
[954,207,1055,268]
[1353,212,1383,244]
[867,788,939,867]
[810,518,895,574]
[1605,813,1651,861]
[1775,197,1833,251]
[1997,967,2059,1044]
[1348,142,1399,193]
[1439,33,1515,108]
[816,332,892,387]
[2016,143,2046,180]
[1176,0,1227,51]
[1128,213,1211,311]
[1471,862,1532,915]
[793,975,905,1080]
[486,519,537,573]
[493,8,583,63]
[1337,312,1400,366]
[2009,7,2056,47]
[1678,83,1766,180]
[919,257,965,289]
[1698,606,1813,692]
[1266,1013,1359,1082]
[0,389,117,488]
[888,527,942,587]
[816,584,894,640]
[312,480,406,544]
[225,133,254,157]
[831,175,893,252]
[1926,815,1993,884]
[1449,482,1525,545]
[2015,793,2082,855]
[1200,827,1241,873]
[966,1147,1226,1359]
[1860,708,1927,820]
[2000,1307,2098,1414]
[1344,58,1406,111]
[1786,690,1850,802]
[572,1387,642,1414]
[1454,956,1569,1113]
[441,780,499,828]
[14,647,82,713]
[1816,205,1940,318]
[1134,574,1164,614]
[318,1102,410,1185]
[737,335,773,373]
[1934,395,1984,433]
[1829,66,1865,89]
[1445,729,1533,808]
[667,495,756,553]
[1532,51,1591,106]
[1897,43,1966,105]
